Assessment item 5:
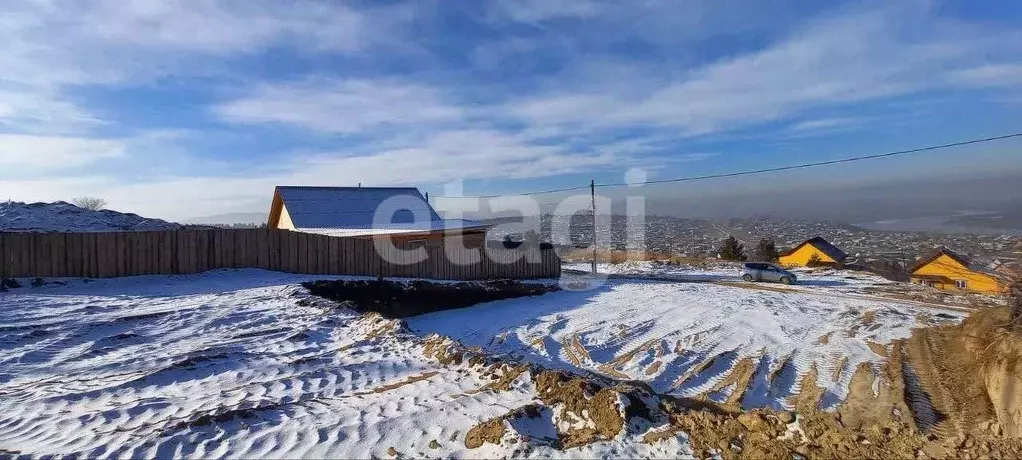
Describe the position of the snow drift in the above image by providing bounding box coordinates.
[0,201,180,232]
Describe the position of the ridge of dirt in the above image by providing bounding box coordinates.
[303,288,1022,458]
[414,311,1022,459]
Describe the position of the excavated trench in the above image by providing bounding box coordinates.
[302,278,558,317]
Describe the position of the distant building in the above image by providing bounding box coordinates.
[909,247,1007,294]
[267,186,490,246]
[988,257,1020,277]
[778,236,848,267]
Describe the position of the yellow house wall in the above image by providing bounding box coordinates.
[911,254,1005,294]
[778,244,837,267]
[277,204,296,230]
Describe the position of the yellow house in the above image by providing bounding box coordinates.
[778,236,848,267]
[909,247,1007,294]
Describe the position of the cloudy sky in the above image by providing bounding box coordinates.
[2,0,1022,221]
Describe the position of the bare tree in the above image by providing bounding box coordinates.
[72,197,107,211]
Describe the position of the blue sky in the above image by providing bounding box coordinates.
[1,0,1021,220]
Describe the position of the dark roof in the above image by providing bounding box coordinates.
[909,247,975,274]
[781,236,848,262]
[274,186,485,232]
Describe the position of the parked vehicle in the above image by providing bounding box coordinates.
[742,262,798,285]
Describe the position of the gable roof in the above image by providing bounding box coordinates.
[268,186,487,234]
[909,246,977,274]
[780,236,848,262]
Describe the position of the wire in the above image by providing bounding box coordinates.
[437,184,592,199]
[435,132,1022,198]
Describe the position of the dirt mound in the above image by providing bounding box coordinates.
[847,305,1022,441]
[303,279,557,317]
[460,363,1004,459]
[302,287,1022,458]
[957,306,1022,436]
[422,305,1022,458]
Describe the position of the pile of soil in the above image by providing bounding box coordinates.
[300,283,1022,457]
[413,307,1022,459]
[303,279,557,317]
[912,305,1022,438]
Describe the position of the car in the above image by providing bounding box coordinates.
[742,262,798,285]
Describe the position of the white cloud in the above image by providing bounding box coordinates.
[490,0,603,23]
[505,4,1022,136]
[0,88,103,134]
[948,64,1022,88]
[0,0,388,83]
[0,134,124,170]
[788,117,865,132]
[0,1,411,133]
[298,129,615,184]
[74,0,368,54]
[216,79,463,134]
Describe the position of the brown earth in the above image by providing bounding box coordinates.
[439,306,1022,458]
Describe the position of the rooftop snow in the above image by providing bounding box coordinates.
[276,186,486,233]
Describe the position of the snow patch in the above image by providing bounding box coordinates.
[0,201,180,232]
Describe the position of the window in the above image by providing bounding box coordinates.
[955,279,967,290]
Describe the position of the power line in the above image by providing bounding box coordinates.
[435,132,1022,199]
[438,184,592,199]
[601,132,1022,187]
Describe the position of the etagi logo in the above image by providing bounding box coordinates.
[369,169,649,292]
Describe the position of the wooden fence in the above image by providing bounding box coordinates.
[0,229,561,280]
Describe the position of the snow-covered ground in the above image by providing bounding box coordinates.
[0,201,180,232]
[410,261,966,411]
[564,260,1000,309]
[0,270,690,458]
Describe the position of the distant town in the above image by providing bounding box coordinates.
[487,214,1022,271]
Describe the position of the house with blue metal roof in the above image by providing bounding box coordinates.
[267,186,489,244]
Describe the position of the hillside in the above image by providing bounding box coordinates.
[0,201,181,232]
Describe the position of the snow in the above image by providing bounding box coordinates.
[299,219,488,237]
[0,270,691,458]
[0,262,972,457]
[0,201,180,232]
[409,261,966,411]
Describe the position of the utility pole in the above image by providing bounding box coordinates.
[591,179,597,274]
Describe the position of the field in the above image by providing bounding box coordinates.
[0,270,684,458]
[410,262,970,411]
[1,264,1015,458]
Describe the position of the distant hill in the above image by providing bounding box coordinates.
[0,201,181,232]
[183,212,267,226]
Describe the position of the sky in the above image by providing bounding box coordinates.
[1,0,1022,222]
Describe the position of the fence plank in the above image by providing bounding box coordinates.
[268,230,280,271]
[0,233,6,281]
[0,230,562,280]
[319,236,330,274]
